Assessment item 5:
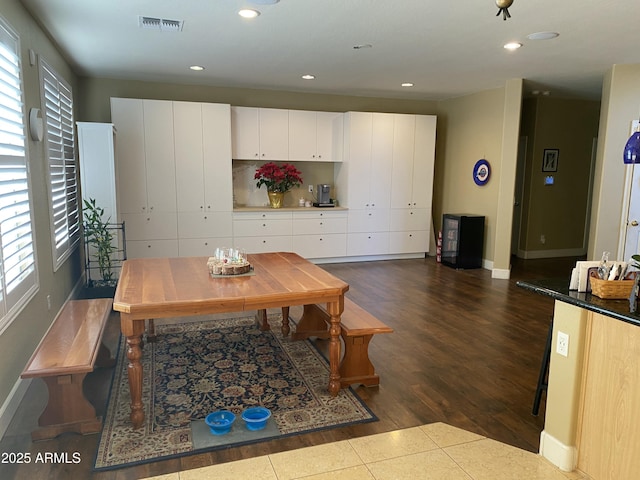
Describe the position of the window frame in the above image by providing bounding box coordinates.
[0,16,39,335]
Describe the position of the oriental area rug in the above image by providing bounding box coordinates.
[93,315,376,470]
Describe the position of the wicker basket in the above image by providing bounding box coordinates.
[590,277,635,299]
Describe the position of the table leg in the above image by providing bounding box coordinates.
[327,299,344,396]
[147,318,157,343]
[281,306,290,336]
[126,333,144,428]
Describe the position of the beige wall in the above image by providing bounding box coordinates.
[76,77,439,124]
[433,86,517,268]
[519,97,600,256]
[0,1,82,416]
[589,64,640,260]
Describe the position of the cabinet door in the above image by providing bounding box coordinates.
[293,234,347,259]
[120,213,178,241]
[389,208,429,231]
[369,113,394,209]
[317,112,343,162]
[259,108,288,160]
[231,106,259,159]
[203,103,232,211]
[178,237,233,257]
[234,235,292,254]
[390,114,416,209]
[143,100,176,212]
[347,209,390,233]
[174,101,205,212]
[345,112,372,208]
[178,212,232,239]
[412,115,437,209]
[288,110,317,161]
[347,232,389,256]
[388,230,429,254]
[127,240,178,259]
[111,98,147,215]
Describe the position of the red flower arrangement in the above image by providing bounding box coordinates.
[254,162,304,193]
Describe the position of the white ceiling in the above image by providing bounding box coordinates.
[19,0,640,101]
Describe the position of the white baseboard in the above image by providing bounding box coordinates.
[0,378,31,441]
[539,430,577,472]
[311,253,426,264]
[492,268,511,279]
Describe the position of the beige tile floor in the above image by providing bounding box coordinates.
[143,423,588,480]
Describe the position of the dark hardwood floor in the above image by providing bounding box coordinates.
[0,255,578,480]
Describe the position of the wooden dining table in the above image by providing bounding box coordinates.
[112,251,349,429]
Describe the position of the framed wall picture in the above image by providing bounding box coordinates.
[542,149,559,172]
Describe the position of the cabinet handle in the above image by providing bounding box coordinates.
[204,216,208,220]
[368,213,372,216]
[318,154,322,159]
[410,211,413,215]
[150,206,154,211]
[200,205,203,209]
[320,238,323,241]
[320,222,323,225]
[262,223,266,227]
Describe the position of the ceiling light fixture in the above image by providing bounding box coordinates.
[504,42,522,51]
[496,0,514,20]
[401,83,414,87]
[239,9,260,18]
[190,65,205,71]
[302,74,315,80]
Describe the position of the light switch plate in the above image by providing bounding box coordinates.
[557,331,569,357]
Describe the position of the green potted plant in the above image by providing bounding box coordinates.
[83,198,119,295]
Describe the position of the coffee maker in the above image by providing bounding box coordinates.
[314,184,333,207]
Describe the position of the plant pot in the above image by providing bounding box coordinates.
[267,191,285,208]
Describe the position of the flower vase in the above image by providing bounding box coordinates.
[267,191,285,209]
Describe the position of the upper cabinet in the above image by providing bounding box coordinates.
[174,101,232,212]
[390,114,437,209]
[288,110,343,162]
[231,107,288,160]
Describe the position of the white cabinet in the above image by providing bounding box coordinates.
[174,101,232,212]
[347,232,390,257]
[291,210,347,258]
[231,107,288,160]
[391,114,437,209]
[111,97,234,259]
[233,211,293,254]
[111,98,176,215]
[388,208,430,254]
[77,122,117,222]
[288,110,343,162]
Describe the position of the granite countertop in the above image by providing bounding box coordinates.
[517,278,640,327]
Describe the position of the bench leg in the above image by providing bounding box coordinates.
[95,341,116,368]
[32,373,102,441]
[339,334,380,388]
[292,304,331,340]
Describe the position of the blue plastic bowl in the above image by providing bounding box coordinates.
[241,407,271,431]
[205,410,236,435]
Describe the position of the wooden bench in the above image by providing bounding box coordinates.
[290,298,393,388]
[21,298,115,441]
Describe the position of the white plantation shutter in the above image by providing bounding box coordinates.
[0,17,38,332]
[41,60,79,267]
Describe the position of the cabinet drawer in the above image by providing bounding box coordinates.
[389,208,429,231]
[178,212,232,238]
[292,234,347,259]
[347,209,390,233]
[233,218,293,237]
[127,240,178,258]
[346,232,389,256]
[178,237,233,257]
[233,235,292,254]
[292,217,347,235]
[120,213,177,240]
[388,230,429,254]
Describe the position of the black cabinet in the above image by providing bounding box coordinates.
[441,214,484,269]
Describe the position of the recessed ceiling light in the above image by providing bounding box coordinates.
[239,8,260,18]
[504,42,522,51]
[527,31,559,41]
[189,65,205,71]
[302,74,315,80]
[401,83,414,87]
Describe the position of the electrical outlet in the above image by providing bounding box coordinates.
[46,294,51,311]
[308,185,313,193]
[557,331,569,357]
[540,234,546,244]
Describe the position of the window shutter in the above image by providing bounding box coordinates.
[0,17,37,329]
[41,60,79,267]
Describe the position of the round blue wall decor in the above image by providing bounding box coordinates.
[473,159,490,186]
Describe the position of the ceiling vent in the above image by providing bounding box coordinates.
[139,16,184,32]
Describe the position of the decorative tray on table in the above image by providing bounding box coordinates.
[208,248,253,277]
